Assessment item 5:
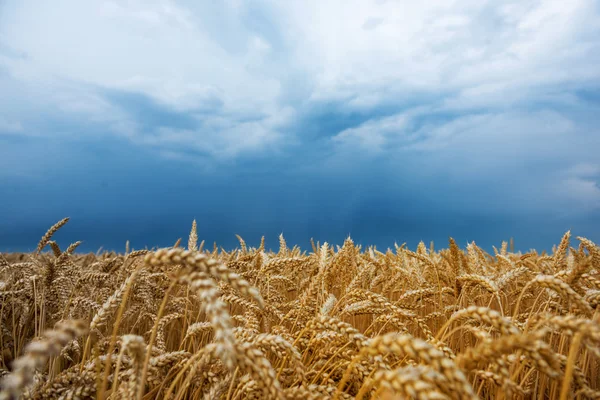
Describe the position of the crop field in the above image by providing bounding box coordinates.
[1,217,599,399]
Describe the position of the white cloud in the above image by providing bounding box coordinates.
[335,107,583,166]
[274,0,600,104]
[333,106,430,152]
[0,0,283,126]
[0,0,599,163]
[0,0,292,155]
[138,104,295,159]
[3,1,597,104]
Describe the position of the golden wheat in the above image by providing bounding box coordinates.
[0,221,599,399]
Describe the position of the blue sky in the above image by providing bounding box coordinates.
[1,0,600,253]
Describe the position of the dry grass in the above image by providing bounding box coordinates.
[1,219,600,399]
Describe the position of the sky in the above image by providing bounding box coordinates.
[1,0,600,254]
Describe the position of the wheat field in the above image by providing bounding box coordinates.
[0,218,599,399]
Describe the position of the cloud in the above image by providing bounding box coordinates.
[550,163,600,213]
[2,1,599,145]
[140,105,295,159]
[281,0,599,106]
[0,0,599,223]
[332,107,429,152]
[0,0,290,155]
[330,104,600,214]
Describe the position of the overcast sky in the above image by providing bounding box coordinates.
[1,0,600,253]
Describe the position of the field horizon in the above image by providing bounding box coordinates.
[2,215,597,257]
